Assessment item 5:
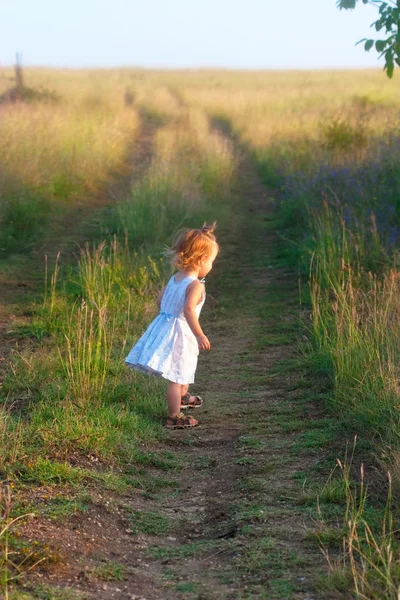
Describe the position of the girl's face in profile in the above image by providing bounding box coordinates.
[198,242,219,278]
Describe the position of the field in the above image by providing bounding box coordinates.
[1,67,400,599]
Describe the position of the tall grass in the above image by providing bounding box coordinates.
[310,227,400,439]
[61,300,113,407]
[282,161,400,454]
[317,442,400,600]
[0,481,37,599]
[0,239,167,492]
[114,107,236,246]
[0,408,23,469]
[0,70,139,253]
[3,68,399,460]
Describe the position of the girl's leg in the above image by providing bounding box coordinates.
[167,381,198,426]
[167,382,182,417]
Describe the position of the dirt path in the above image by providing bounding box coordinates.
[15,133,336,600]
[115,147,330,599]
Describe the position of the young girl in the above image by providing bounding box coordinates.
[125,223,219,429]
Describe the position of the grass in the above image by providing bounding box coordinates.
[88,562,126,582]
[0,482,53,598]
[9,584,88,599]
[112,107,235,247]
[2,67,400,598]
[39,496,89,520]
[0,72,139,253]
[128,510,173,536]
[298,478,348,507]
[147,539,225,560]
[312,445,400,599]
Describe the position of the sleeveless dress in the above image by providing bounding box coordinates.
[125,275,206,384]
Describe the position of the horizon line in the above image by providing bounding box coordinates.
[0,63,385,72]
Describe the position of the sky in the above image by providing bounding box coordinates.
[0,0,384,70]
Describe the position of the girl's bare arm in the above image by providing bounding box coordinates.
[184,280,210,351]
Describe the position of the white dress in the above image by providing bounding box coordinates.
[125,275,206,384]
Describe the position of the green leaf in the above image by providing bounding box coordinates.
[379,2,388,15]
[385,48,395,77]
[364,39,374,51]
[376,39,387,52]
[338,0,399,76]
[337,0,357,9]
[386,62,394,77]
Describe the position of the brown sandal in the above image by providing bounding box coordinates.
[180,392,204,410]
[166,412,199,429]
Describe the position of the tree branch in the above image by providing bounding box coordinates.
[338,0,400,77]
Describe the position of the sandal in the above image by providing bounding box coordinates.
[166,412,199,429]
[180,392,204,410]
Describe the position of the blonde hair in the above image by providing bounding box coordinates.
[171,222,218,270]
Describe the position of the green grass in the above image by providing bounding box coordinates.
[304,526,343,548]
[15,459,94,486]
[238,435,263,450]
[88,562,126,582]
[0,74,139,254]
[0,94,239,598]
[292,428,338,451]
[175,582,199,593]
[235,503,270,523]
[315,569,354,596]
[193,456,217,470]
[128,510,173,536]
[147,539,224,560]
[298,478,348,507]
[252,332,295,349]
[40,496,89,520]
[9,584,88,599]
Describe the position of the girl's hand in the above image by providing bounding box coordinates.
[196,334,211,351]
